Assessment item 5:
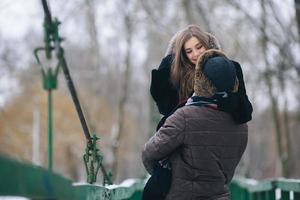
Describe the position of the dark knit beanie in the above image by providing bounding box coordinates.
[203,56,236,92]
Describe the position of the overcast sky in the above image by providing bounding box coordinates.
[0,0,43,39]
[0,1,39,106]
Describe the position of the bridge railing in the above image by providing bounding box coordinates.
[2,155,300,200]
[230,176,300,200]
[0,155,144,200]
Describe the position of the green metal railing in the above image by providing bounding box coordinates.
[2,154,300,200]
[0,155,144,200]
[230,176,300,200]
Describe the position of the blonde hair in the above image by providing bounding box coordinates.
[170,25,220,100]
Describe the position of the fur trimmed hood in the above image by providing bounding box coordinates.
[194,49,239,97]
[164,31,221,56]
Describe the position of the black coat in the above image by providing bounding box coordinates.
[150,55,253,124]
[150,55,179,116]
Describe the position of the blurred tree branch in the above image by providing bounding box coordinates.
[225,0,300,77]
[140,0,175,36]
[294,0,300,36]
[111,0,134,182]
[194,0,213,32]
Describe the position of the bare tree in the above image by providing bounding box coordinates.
[111,0,134,182]
[294,0,300,36]
[84,0,103,95]
[194,1,213,33]
[223,0,299,177]
[181,0,196,24]
[260,0,285,176]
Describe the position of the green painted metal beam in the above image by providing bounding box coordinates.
[0,155,73,199]
[0,155,144,200]
[275,178,300,192]
[231,176,274,193]
[230,176,300,200]
[73,179,145,200]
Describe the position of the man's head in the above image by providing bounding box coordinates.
[194,49,239,97]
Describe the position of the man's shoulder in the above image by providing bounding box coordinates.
[176,105,214,118]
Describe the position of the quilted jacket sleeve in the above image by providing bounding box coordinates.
[142,108,186,174]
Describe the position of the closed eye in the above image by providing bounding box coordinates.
[196,44,203,49]
[185,49,192,54]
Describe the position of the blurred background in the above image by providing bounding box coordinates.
[0,0,299,184]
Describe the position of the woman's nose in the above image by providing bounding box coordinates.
[194,50,200,57]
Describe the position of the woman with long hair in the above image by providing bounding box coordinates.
[171,25,221,100]
[150,24,252,125]
[143,24,252,199]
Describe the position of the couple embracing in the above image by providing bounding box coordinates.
[142,25,252,200]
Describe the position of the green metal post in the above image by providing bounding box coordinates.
[255,192,261,200]
[281,191,290,200]
[266,190,275,200]
[229,183,239,200]
[35,0,112,183]
[294,192,300,199]
[48,89,53,170]
[41,68,57,171]
[242,188,249,200]
[248,192,254,200]
[257,192,267,200]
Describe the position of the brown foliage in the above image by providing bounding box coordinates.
[0,75,144,182]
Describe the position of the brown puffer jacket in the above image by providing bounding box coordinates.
[142,106,248,200]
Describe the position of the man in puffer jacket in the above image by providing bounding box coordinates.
[142,49,248,200]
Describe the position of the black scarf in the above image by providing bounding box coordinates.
[185,92,230,107]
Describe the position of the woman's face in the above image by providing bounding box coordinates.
[184,36,206,65]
